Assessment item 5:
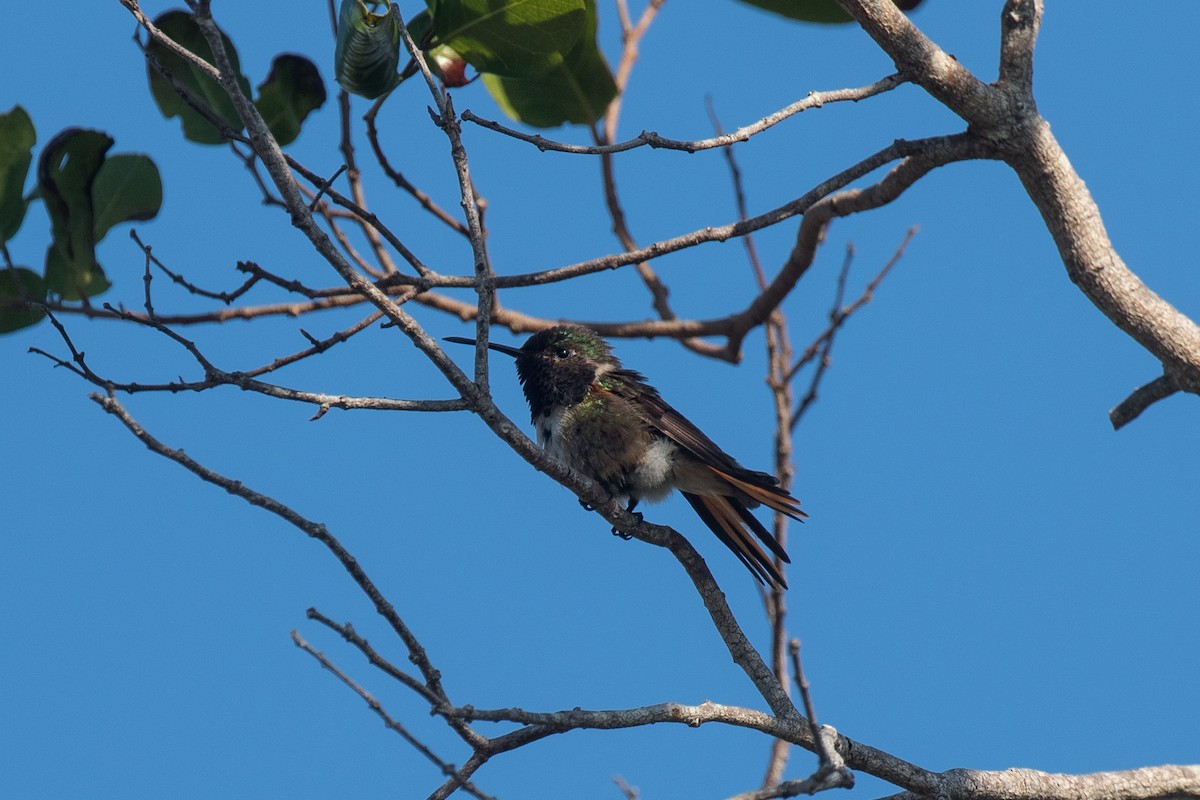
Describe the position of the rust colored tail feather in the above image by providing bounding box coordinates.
[682,492,789,589]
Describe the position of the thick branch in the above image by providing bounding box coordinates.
[836,0,997,128]
[841,0,1200,413]
[1008,119,1200,396]
[880,765,1200,800]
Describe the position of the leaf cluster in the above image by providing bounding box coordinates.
[337,0,616,127]
[146,10,327,146]
[2,0,930,334]
[0,108,162,331]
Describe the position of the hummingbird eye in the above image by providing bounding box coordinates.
[554,347,571,359]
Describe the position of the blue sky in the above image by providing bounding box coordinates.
[3,2,1198,798]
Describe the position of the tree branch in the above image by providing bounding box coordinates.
[460,74,907,155]
[875,765,1200,800]
[840,0,1200,417]
[1109,374,1180,430]
[292,630,496,800]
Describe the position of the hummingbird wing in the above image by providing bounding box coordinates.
[627,380,805,520]
[610,371,801,588]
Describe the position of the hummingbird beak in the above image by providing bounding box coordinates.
[444,336,522,358]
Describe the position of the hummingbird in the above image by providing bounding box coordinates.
[446,325,803,588]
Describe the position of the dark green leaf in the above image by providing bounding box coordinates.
[480,0,614,127]
[431,0,587,78]
[0,105,36,244]
[146,10,253,144]
[37,128,113,300]
[91,154,163,241]
[738,0,924,24]
[335,0,402,99]
[254,54,328,146]
[0,267,47,333]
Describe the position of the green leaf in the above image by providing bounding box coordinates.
[335,0,402,99]
[431,0,587,78]
[91,154,163,241]
[0,267,47,333]
[738,0,925,24]
[0,105,36,244]
[37,128,113,300]
[254,54,328,145]
[480,0,614,127]
[146,10,253,144]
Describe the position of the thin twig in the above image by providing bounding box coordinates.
[364,97,470,236]
[614,775,640,800]
[461,74,907,155]
[89,389,469,730]
[292,630,496,800]
[305,609,443,706]
[308,162,348,211]
[130,230,261,303]
[791,243,854,424]
[34,309,465,413]
[789,640,829,765]
[788,228,917,428]
[334,89,397,276]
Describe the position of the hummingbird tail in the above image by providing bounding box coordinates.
[682,492,788,589]
[710,467,807,522]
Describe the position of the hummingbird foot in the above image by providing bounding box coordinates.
[611,508,643,539]
[579,487,620,512]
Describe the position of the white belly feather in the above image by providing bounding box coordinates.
[535,408,570,460]
[626,437,678,503]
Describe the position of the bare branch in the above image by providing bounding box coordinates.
[840,0,1200,416]
[791,242,853,425]
[427,752,491,800]
[89,391,461,709]
[364,97,470,237]
[449,700,802,740]
[1110,374,1180,430]
[460,74,907,155]
[784,642,854,798]
[481,135,973,300]
[39,309,465,413]
[130,230,262,302]
[873,765,1200,800]
[332,89,397,276]
[789,229,914,427]
[836,0,996,127]
[305,610,443,707]
[998,0,1040,95]
[292,630,496,800]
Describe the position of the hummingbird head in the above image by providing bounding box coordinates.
[446,325,619,419]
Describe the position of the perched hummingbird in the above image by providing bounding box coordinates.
[446,325,803,588]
